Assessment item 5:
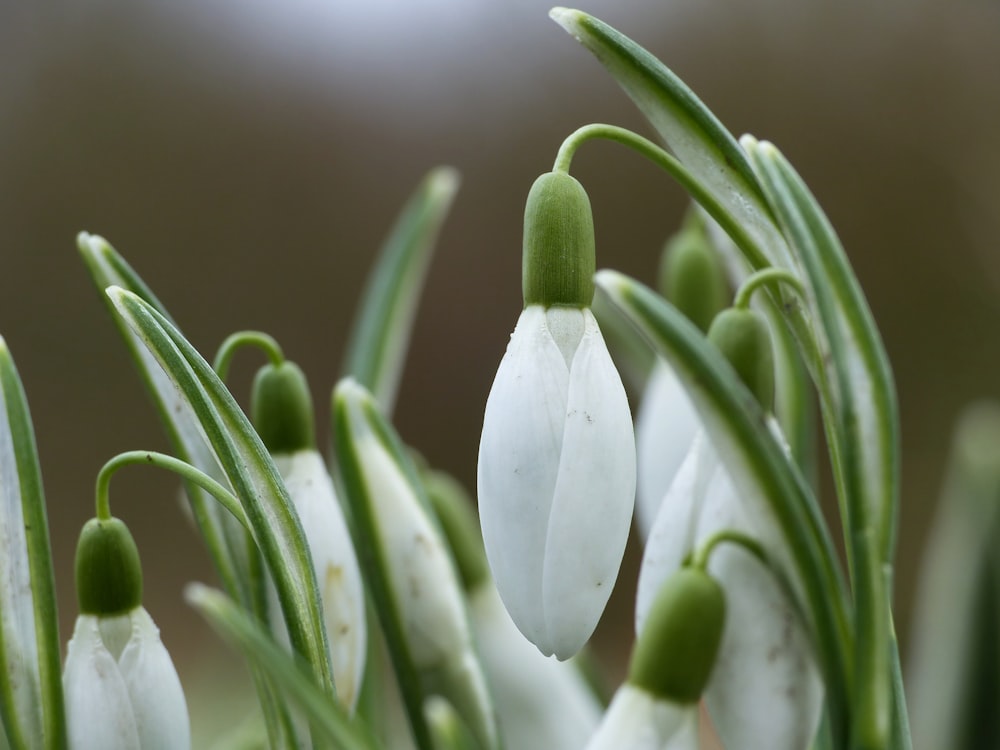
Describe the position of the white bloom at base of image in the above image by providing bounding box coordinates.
[635,361,701,539]
[584,685,698,750]
[470,582,602,750]
[636,430,823,750]
[478,304,636,660]
[62,607,189,750]
[271,449,366,712]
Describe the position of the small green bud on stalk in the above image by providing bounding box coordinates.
[708,308,774,412]
[628,567,725,704]
[251,360,316,453]
[660,221,728,334]
[522,171,596,308]
[74,517,143,617]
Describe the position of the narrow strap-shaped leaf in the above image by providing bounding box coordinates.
[78,234,251,608]
[105,287,337,703]
[343,167,460,416]
[595,270,852,745]
[187,584,375,750]
[0,339,65,750]
[333,381,435,750]
[550,8,794,274]
[744,139,899,748]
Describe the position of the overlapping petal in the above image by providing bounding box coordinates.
[272,450,366,711]
[479,305,635,659]
[63,608,189,750]
[584,685,697,750]
[635,362,701,538]
[637,434,822,749]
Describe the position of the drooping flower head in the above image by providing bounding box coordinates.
[63,516,190,750]
[478,170,636,659]
[251,358,367,711]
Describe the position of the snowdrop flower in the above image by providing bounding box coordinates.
[63,517,189,750]
[478,170,636,660]
[252,359,366,711]
[636,308,822,750]
[587,567,724,750]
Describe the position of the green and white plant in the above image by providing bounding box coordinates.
[3,7,993,749]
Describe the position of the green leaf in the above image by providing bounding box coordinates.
[0,339,65,750]
[78,234,253,609]
[550,8,793,273]
[104,288,337,706]
[343,167,460,416]
[187,584,374,750]
[744,138,899,748]
[594,270,852,745]
[333,379,497,750]
[79,235,299,745]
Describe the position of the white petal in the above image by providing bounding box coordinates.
[696,470,822,750]
[585,685,695,750]
[117,608,190,750]
[470,583,601,750]
[478,305,569,647]
[62,615,140,750]
[635,362,701,539]
[274,450,367,712]
[542,308,635,658]
[635,433,714,633]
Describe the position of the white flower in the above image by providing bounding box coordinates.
[635,361,701,539]
[584,685,698,750]
[636,430,823,750]
[478,304,636,660]
[469,582,602,750]
[62,606,189,750]
[271,449,366,712]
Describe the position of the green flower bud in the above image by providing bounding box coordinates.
[659,222,728,334]
[75,517,143,616]
[708,308,774,412]
[522,171,595,308]
[628,567,725,704]
[251,360,316,453]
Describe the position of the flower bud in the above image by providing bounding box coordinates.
[660,219,728,334]
[251,360,315,453]
[75,517,143,617]
[708,308,774,412]
[522,171,595,308]
[629,567,725,704]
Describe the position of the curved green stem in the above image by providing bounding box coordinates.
[734,268,806,310]
[212,331,284,381]
[95,450,250,530]
[691,529,770,571]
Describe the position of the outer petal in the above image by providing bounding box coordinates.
[117,607,190,750]
[635,433,713,633]
[542,308,635,659]
[478,305,569,647]
[470,583,601,750]
[62,615,140,750]
[635,361,701,539]
[696,466,822,750]
[274,450,366,711]
[584,685,696,750]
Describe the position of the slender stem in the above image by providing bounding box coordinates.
[213,331,285,380]
[691,529,770,571]
[95,450,250,530]
[734,268,806,310]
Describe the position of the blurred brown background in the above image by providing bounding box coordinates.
[3,0,999,741]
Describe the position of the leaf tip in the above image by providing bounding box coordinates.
[427,166,461,201]
[595,268,626,295]
[549,6,584,35]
